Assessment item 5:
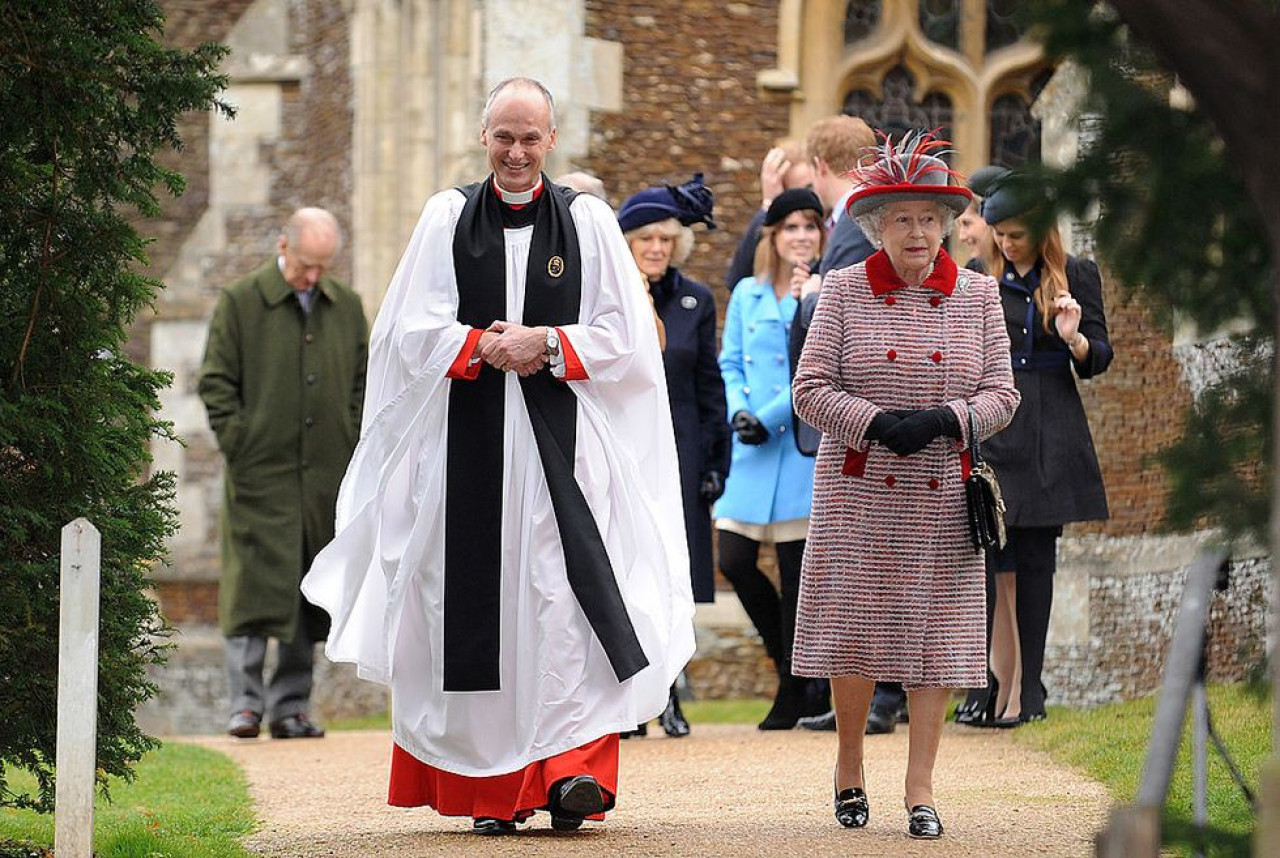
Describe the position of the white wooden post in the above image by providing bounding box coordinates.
[54,518,100,858]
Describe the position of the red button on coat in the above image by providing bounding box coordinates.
[931,351,943,363]
[884,475,896,487]
[928,478,940,490]
[884,296,897,306]
[929,296,942,307]
[886,349,897,361]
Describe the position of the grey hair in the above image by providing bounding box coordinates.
[482,77,557,130]
[854,203,955,249]
[283,207,343,256]
[624,218,695,269]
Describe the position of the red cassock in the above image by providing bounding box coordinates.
[388,735,619,820]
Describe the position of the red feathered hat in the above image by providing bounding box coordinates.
[846,130,972,218]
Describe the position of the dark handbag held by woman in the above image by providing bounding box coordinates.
[965,406,1006,552]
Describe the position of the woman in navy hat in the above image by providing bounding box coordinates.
[616,176,729,737]
[792,131,1019,838]
[973,168,1114,726]
[716,187,826,731]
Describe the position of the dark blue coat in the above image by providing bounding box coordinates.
[651,269,732,602]
[984,255,1113,526]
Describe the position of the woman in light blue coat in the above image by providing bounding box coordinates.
[717,188,823,729]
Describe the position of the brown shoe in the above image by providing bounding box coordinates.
[269,713,325,739]
[227,710,261,739]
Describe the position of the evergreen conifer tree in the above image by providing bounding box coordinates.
[1020,0,1276,543]
[0,1,230,811]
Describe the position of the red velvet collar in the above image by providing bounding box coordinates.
[866,248,958,297]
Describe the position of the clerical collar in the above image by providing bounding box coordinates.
[492,177,544,207]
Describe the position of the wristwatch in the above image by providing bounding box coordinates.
[545,327,560,358]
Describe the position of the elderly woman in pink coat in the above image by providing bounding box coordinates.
[791,132,1020,840]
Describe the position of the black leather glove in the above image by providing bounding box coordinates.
[699,470,726,503]
[731,410,770,445]
[864,412,900,442]
[880,408,961,456]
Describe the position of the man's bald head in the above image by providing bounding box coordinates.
[278,207,342,291]
[480,78,558,192]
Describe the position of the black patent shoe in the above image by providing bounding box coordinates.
[906,803,943,839]
[549,775,604,831]
[834,787,869,829]
[659,690,691,737]
[472,817,517,836]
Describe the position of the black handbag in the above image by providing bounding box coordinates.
[964,407,1006,552]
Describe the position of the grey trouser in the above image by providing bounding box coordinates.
[224,634,316,721]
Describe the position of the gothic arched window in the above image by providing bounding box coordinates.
[843,65,954,147]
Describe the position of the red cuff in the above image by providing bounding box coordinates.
[447,328,485,380]
[557,327,588,381]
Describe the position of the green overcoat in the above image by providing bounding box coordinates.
[198,260,368,642]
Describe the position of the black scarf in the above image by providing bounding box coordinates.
[443,175,649,692]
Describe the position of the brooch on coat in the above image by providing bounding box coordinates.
[681,295,698,310]
[955,273,971,294]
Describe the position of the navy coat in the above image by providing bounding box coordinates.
[984,255,1113,526]
[651,269,732,602]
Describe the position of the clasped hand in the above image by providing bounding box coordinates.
[478,321,548,376]
[731,410,769,445]
[866,408,960,457]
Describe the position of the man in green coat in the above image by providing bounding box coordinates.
[198,207,368,739]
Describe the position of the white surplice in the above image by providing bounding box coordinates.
[301,188,694,777]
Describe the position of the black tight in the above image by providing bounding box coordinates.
[717,530,805,675]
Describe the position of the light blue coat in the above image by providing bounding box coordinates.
[715,277,815,524]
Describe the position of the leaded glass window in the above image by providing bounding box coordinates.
[918,0,960,50]
[844,0,882,46]
[985,0,1023,53]
[843,65,954,150]
[988,92,1039,166]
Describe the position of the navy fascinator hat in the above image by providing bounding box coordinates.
[975,166,1046,225]
[617,173,717,233]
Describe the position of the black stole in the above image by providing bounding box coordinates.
[444,175,649,692]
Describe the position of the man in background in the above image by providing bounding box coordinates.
[198,207,368,740]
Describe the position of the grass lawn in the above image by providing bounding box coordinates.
[0,742,255,858]
[1015,682,1269,858]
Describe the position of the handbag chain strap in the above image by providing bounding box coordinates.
[968,406,985,469]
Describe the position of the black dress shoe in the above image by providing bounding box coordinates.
[798,709,836,731]
[619,722,648,739]
[907,803,943,839]
[472,817,517,836]
[834,786,869,828]
[549,775,604,831]
[658,690,691,737]
[864,706,896,735]
[227,710,261,739]
[269,713,325,739]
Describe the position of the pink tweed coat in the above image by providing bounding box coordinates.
[791,249,1019,688]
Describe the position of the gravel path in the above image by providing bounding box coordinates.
[190,722,1111,857]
